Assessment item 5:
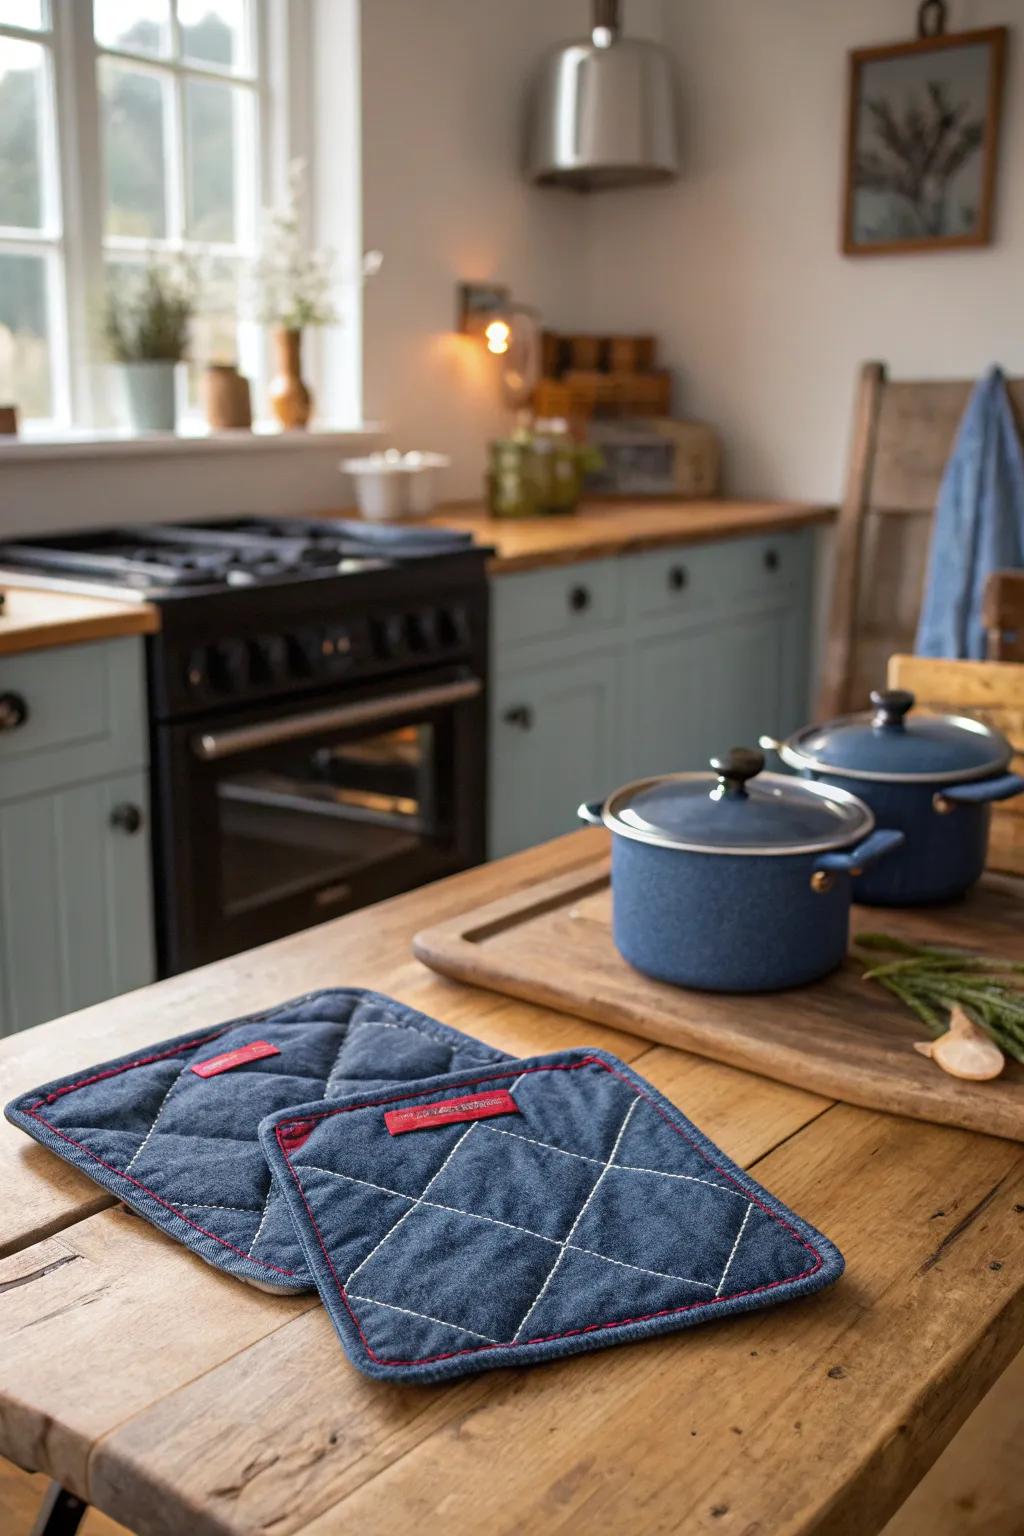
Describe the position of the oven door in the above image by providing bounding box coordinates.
[154,668,485,974]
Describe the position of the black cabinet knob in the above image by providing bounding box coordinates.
[503,705,534,731]
[0,692,28,731]
[668,565,688,592]
[569,585,591,613]
[764,548,780,572]
[110,802,144,834]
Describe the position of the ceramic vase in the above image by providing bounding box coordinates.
[201,363,252,431]
[269,327,312,430]
[122,360,177,434]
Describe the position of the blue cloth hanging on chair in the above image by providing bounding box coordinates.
[915,366,1024,660]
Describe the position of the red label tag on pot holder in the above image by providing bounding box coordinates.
[384,1088,521,1137]
[191,1040,281,1077]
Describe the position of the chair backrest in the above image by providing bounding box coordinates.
[984,570,1024,661]
[817,362,1024,717]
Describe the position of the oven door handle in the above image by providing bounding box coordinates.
[191,676,483,762]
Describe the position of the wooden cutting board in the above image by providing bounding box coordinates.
[413,859,1024,1141]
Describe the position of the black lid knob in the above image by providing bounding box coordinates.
[870,688,914,729]
[710,746,764,798]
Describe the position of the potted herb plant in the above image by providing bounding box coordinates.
[103,255,194,434]
[253,160,338,430]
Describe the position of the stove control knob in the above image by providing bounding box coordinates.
[407,607,440,653]
[286,629,320,678]
[184,649,208,692]
[209,638,249,693]
[370,614,405,661]
[251,633,288,684]
[439,604,471,649]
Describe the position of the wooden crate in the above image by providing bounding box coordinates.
[888,653,1024,876]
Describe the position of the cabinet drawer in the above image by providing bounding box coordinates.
[625,542,722,621]
[715,530,805,601]
[492,559,622,654]
[0,637,148,802]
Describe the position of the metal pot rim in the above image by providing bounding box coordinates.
[599,770,876,857]
[778,714,1011,785]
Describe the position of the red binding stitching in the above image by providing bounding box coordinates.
[276,1058,825,1368]
[21,1029,296,1279]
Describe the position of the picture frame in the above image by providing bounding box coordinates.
[842,27,1006,255]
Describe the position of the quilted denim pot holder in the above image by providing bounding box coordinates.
[4,988,511,1293]
[259,1047,844,1382]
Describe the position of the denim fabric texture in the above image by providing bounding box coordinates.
[4,989,511,1291]
[915,366,1024,660]
[260,1048,844,1383]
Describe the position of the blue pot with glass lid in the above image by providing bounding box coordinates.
[578,748,903,993]
[769,689,1024,906]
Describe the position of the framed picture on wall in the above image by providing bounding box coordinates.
[842,26,1006,255]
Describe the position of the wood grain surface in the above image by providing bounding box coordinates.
[367,499,834,574]
[1,828,1022,1536]
[0,584,158,656]
[413,860,1024,1141]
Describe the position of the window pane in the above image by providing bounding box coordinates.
[0,251,51,418]
[185,78,241,242]
[179,0,247,72]
[0,1,44,28]
[100,60,167,237]
[94,0,169,58]
[0,37,45,229]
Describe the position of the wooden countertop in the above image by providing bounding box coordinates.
[0,584,158,657]
[426,497,834,573]
[1,829,1021,1536]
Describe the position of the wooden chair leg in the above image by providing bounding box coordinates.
[29,1481,88,1536]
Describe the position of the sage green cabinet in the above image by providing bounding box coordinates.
[0,637,154,1036]
[489,528,816,858]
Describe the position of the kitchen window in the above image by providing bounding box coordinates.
[0,0,301,432]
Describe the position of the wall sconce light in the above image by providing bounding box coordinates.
[456,282,540,406]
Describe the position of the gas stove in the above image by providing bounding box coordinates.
[0,516,491,975]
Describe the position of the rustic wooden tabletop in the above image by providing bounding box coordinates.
[1,828,1022,1536]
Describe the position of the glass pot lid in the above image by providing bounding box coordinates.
[601,747,874,856]
[779,689,1012,784]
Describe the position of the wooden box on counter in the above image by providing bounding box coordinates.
[888,653,1024,876]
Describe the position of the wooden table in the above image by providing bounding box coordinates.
[1,830,1022,1536]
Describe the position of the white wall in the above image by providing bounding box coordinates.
[358,0,593,502]
[582,0,1024,501]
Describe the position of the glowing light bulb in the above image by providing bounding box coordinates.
[485,318,511,355]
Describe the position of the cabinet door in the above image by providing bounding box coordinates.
[0,771,155,1036]
[625,606,810,781]
[489,653,622,859]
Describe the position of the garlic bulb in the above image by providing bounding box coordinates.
[914,1006,1005,1081]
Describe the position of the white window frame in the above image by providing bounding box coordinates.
[3,0,312,434]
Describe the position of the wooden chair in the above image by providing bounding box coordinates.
[817,361,1024,717]
[984,570,1024,661]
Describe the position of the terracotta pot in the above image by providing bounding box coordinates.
[0,404,18,436]
[269,328,312,430]
[202,364,252,431]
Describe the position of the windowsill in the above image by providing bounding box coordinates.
[0,423,386,463]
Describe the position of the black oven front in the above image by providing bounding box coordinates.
[152,664,485,975]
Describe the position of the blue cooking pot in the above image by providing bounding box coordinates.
[770,689,1024,906]
[578,747,904,993]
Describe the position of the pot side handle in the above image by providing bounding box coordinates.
[813,828,905,876]
[935,772,1024,808]
[577,800,605,827]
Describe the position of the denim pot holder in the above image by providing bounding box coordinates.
[7,997,843,1380]
[5,989,511,1293]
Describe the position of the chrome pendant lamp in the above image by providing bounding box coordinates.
[525,0,679,191]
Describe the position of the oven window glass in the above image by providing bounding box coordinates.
[215,722,439,916]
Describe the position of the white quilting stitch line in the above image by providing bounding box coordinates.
[180,1201,266,1215]
[347,1294,499,1344]
[511,1098,639,1344]
[247,1187,276,1256]
[483,1123,744,1199]
[299,1162,715,1290]
[715,1202,754,1297]
[123,1055,195,1174]
[343,1121,479,1289]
